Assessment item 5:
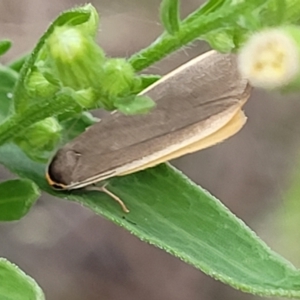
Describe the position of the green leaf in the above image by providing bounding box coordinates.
[0,179,40,221]
[0,258,44,300]
[284,0,300,24]
[59,111,98,142]
[114,95,156,115]
[274,152,300,266]
[139,74,161,91]
[263,0,286,26]
[0,65,18,123]
[194,0,226,16]
[1,142,300,297]
[8,54,29,73]
[0,40,12,56]
[202,28,236,52]
[50,7,91,27]
[160,0,180,35]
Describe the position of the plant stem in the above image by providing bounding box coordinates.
[129,0,295,72]
[128,1,245,72]
[128,13,227,71]
[0,95,79,146]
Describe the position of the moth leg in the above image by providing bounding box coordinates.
[85,183,130,213]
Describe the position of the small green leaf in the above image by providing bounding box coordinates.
[76,3,100,37]
[160,0,180,35]
[8,54,29,72]
[60,111,98,142]
[0,258,44,300]
[283,0,300,24]
[0,179,40,221]
[114,95,156,115]
[139,74,161,91]
[53,8,90,27]
[203,28,236,52]
[0,65,18,123]
[0,40,12,56]
[194,0,226,16]
[265,0,286,26]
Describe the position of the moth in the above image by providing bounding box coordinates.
[46,50,252,212]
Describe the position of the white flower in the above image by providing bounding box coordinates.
[238,28,300,89]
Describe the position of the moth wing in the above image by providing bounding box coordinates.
[119,108,246,176]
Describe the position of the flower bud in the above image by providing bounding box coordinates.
[74,88,99,109]
[46,25,105,91]
[238,26,300,90]
[100,59,136,97]
[15,117,62,162]
[25,68,59,99]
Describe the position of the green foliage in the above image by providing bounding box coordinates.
[114,95,156,115]
[138,74,162,91]
[0,65,17,123]
[1,143,300,297]
[14,117,62,162]
[160,0,180,34]
[1,1,300,298]
[129,0,300,71]
[0,179,40,221]
[0,258,44,300]
[0,40,12,56]
[7,54,28,72]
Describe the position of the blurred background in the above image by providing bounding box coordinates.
[1,0,300,299]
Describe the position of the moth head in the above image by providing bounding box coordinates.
[46,149,80,190]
